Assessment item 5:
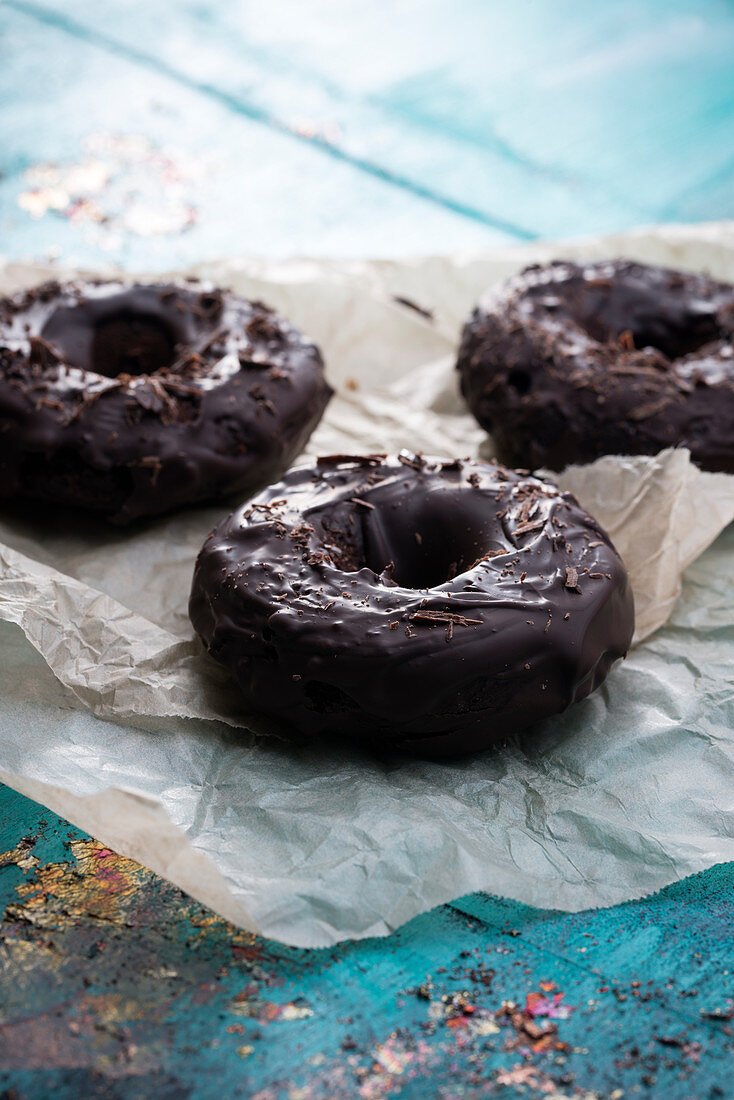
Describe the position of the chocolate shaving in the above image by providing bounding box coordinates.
[629,395,674,421]
[513,517,546,536]
[397,450,425,470]
[392,295,434,320]
[317,454,386,468]
[37,396,65,413]
[132,377,178,421]
[169,327,229,375]
[245,312,282,343]
[409,610,483,627]
[196,288,224,320]
[139,455,162,486]
[248,382,276,415]
[28,336,61,370]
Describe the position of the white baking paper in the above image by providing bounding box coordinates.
[1,221,734,947]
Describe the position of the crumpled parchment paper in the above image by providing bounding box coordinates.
[1,221,734,947]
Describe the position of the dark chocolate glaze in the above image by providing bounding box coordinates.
[457,260,734,472]
[0,280,332,523]
[190,453,634,757]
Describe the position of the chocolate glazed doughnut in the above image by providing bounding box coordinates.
[190,454,634,757]
[0,280,332,523]
[457,260,734,472]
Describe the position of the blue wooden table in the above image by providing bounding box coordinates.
[1,2,734,1096]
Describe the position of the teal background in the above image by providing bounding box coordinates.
[1,1,734,1095]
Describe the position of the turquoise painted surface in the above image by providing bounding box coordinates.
[1,1,734,1095]
[2,0,734,265]
[1,785,733,1098]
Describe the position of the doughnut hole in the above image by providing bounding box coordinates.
[41,292,182,377]
[314,490,497,590]
[563,278,722,359]
[91,313,176,377]
[614,314,720,359]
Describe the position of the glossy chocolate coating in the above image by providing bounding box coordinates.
[457,260,734,472]
[0,280,332,523]
[190,454,634,757]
